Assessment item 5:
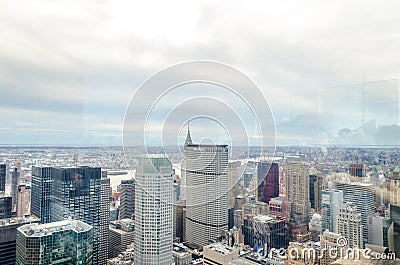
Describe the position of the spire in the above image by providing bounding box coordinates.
[184,122,192,147]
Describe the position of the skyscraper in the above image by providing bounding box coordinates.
[335,181,374,245]
[227,162,239,209]
[321,189,343,233]
[119,179,135,220]
[388,204,400,258]
[389,166,400,205]
[0,193,12,219]
[336,202,363,248]
[134,154,173,264]
[10,162,20,212]
[99,172,111,263]
[108,219,135,259]
[16,220,93,265]
[185,130,229,246]
[309,174,323,211]
[284,162,311,242]
[31,166,52,223]
[31,165,110,264]
[257,162,279,204]
[0,164,8,193]
[368,214,391,247]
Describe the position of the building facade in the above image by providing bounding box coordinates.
[0,193,12,219]
[336,203,363,248]
[108,219,135,259]
[0,164,8,193]
[309,174,323,212]
[335,182,374,245]
[0,216,39,265]
[242,214,289,253]
[284,162,311,242]
[321,189,343,233]
[319,231,343,265]
[257,162,279,204]
[134,155,173,265]
[119,179,135,220]
[31,165,110,264]
[185,139,229,246]
[16,220,93,265]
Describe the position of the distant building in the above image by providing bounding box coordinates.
[31,166,52,223]
[0,164,8,193]
[349,163,365,179]
[309,174,323,211]
[285,242,319,265]
[0,216,39,265]
[285,162,311,242]
[242,197,268,219]
[10,165,19,212]
[108,219,135,259]
[0,193,12,219]
[134,155,173,265]
[119,179,135,220]
[321,189,343,233]
[107,243,134,265]
[242,214,289,254]
[257,162,280,204]
[268,196,287,217]
[16,220,93,265]
[336,203,363,248]
[175,199,186,243]
[16,183,30,217]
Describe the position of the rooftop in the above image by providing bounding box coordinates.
[0,216,40,227]
[204,243,236,255]
[18,219,92,237]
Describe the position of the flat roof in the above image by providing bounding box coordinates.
[18,219,92,237]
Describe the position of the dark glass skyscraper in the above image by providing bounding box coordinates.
[257,162,279,204]
[0,193,12,219]
[31,166,110,265]
[31,166,52,223]
[309,174,323,211]
[119,179,135,220]
[0,164,8,193]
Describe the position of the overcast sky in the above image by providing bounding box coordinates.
[1,0,399,146]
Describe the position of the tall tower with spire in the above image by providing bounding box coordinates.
[184,123,192,147]
[180,124,192,201]
[183,126,229,246]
